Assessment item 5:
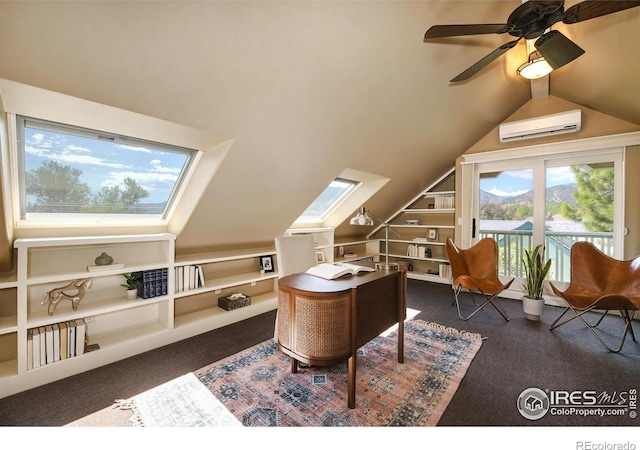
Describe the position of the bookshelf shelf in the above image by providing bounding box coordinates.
[369,168,455,283]
[0,316,17,333]
[174,292,278,331]
[25,295,171,329]
[1,232,282,399]
[174,271,279,298]
[0,358,17,378]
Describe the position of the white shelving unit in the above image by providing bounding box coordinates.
[286,228,379,265]
[0,233,281,399]
[369,168,455,284]
[333,238,379,264]
[0,271,18,382]
[172,247,278,338]
[285,227,335,262]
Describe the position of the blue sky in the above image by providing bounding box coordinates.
[24,127,190,205]
[480,167,577,197]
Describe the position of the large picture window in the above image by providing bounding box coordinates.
[17,116,195,222]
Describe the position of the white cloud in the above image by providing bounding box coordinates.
[25,145,50,156]
[150,159,181,174]
[546,166,576,186]
[487,188,529,197]
[502,170,533,180]
[101,171,179,192]
[26,144,130,169]
[66,144,91,153]
[117,144,152,153]
[50,152,130,169]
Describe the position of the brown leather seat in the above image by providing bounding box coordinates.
[549,241,639,352]
[445,237,514,321]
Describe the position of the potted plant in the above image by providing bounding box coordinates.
[121,272,141,300]
[521,245,552,321]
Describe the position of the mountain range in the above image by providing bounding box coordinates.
[480,183,577,206]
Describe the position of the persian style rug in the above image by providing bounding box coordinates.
[118,320,482,427]
[194,319,482,427]
[117,372,242,427]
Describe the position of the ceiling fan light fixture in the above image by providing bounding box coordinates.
[517,51,553,80]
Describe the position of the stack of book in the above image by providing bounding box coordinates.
[27,319,86,370]
[138,268,169,299]
[433,194,455,209]
[407,244,430,258]
[438,263,451,279]
[174,265,205,293]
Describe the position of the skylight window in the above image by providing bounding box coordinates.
[17,116,195,223]
[295,178,359,224]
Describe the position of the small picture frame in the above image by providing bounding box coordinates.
[316,251,325,263]
[260,255,274,273]
[427,229,438,241]
[427,203,435,209]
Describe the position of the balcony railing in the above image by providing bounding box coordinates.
[479,229,614,282]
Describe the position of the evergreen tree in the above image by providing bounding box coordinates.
[561,165,614,232]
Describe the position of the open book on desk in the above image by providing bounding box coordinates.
[305,262,375,280]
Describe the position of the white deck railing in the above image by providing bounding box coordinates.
[479,230,614,282]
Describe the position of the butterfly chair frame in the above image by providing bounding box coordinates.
[445,238,514,321]
[549,242,639,353]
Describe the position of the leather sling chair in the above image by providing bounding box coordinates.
[445,237,514,321]
[549,241,639,353]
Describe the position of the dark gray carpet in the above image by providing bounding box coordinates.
[1,279,638,426]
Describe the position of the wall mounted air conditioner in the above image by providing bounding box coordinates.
[499,109,582,143]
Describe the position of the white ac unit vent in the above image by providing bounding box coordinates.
[499,109,582,143]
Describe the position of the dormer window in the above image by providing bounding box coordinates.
[16,116,195,224]
[294,178,359,224]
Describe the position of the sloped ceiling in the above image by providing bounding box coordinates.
[0,1,638,253]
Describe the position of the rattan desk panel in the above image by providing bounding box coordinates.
[277,269,406,409]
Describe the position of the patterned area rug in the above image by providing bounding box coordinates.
[194,319,482,426]
[117,373,242,427]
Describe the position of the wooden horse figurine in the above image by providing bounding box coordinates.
[41,278,93,316]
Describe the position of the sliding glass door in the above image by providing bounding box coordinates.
[473,149,623,284]
[478,166,535,278]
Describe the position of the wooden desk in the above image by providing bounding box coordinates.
[277,268,406,409]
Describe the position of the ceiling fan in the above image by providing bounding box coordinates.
[423,0,640,82]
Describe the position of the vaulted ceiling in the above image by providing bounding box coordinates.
[0,1,638,253]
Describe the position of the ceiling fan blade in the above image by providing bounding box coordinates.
[534,30,585,69]
[563,0,640,23]
[424,24,507,40]
[450,39,520,83]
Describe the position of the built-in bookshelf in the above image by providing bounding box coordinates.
[0,273,18,382]
[172,247,279,338]
[369,168,455,283]
[0,221,399,399]
[285,228,379,265]
[0,233,284,400]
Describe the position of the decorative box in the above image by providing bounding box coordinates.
[218,294,251,311]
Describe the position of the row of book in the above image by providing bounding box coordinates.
[174,265,205,293]
[438,263,450,279]
[406,244,433,259]
[27,319,86,370]
[138,268,169,299]
[432,194,455,209]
